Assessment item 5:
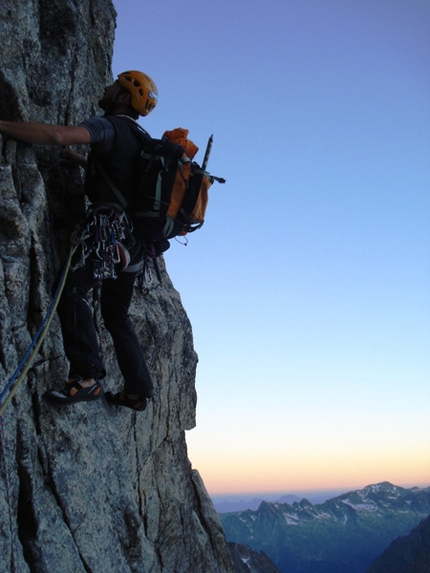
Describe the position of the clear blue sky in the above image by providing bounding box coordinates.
[112,0,430,496]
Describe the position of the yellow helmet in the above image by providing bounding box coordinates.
[117,71,158,116]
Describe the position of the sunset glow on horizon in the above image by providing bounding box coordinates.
[187,440,430,497]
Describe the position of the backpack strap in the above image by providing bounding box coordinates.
[93,159,130,210]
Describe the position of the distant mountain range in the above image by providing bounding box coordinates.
[220,482,430,573]
[214,495,300,514]
[214,491,346,513]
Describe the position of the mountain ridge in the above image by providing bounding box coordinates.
[220,482,430,573]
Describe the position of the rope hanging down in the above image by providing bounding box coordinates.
[0,246,73,571]
[0,245,74,416]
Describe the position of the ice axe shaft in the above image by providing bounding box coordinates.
[201,134,213,171]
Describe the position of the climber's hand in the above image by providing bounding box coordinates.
[60,148,87,168]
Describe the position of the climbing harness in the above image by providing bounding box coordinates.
[71,205,134,280]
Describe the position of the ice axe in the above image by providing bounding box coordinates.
[201,134,226,183]
[201,134,213,171]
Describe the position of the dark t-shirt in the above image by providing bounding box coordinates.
[80,116,116,154]
[80,115,150,206]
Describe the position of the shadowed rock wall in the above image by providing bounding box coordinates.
[0,1,234,571]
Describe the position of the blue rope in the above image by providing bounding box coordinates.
[0,246,73,415]
[0,288,59,402]
[0,248,74,570]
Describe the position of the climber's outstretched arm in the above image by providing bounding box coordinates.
[0,120,91,146]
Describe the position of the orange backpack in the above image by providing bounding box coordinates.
[130,127,225,243]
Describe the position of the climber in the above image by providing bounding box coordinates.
[0,71,159,411]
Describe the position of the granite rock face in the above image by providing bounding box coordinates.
[0,1,234,572]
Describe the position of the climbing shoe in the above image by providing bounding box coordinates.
[44,376,103,405]
[105,391,148,412]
